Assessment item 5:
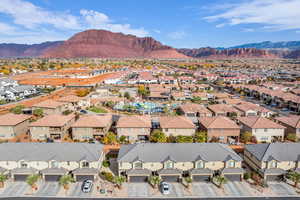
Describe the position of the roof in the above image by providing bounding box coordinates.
[30,114,75,127]
[199,116,240,129]
[275,115,300,128]
[57,95,85,103]
[208,104,241,114]
[0,143,103,162]
[159,116,195,129]
[237,117,285,129]
[72,114,112,128]
[0,113,31,126]
[179,103,212,114]
[116,115,151,128]
[117,143,242,162]
[245,143,300,162]
[32,100,67,109]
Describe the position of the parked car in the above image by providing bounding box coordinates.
[82,180,93,193]
[160,182,170,195]
[80,110,88,114]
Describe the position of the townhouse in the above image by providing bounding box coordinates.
[208,104,242,117]
[198,116,240,143]
[71,115,112,141]
[32,100,70,115]
[244,143,300,182]
[275,115,300,139]
[234,102,273,117]
[0,113,31,140]
[30,114,76,141]
[57,95,90,110]
[117,143,244,182]
[116,115,152,142]
[0,143,104,182]
[178,103,212,117]
[237,117,285,143]
[159,116,196,137]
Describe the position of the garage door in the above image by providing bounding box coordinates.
[266,175,283,182]
[161,175,179,182]
[76,175,94,182]
[45,175,61,182]
[224,174,241,181]
[129,176,148,182]
[14,175,28,181]
[193,175,210,182]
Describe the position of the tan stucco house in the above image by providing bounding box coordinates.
[159,116,196,137]
[32,100,70,115]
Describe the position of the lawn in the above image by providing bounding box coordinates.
[88,106,108,113]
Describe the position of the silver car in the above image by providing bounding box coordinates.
[160,182,170,195]
[82,180,93,193]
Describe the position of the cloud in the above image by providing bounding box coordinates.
[168,31,186,40]
[0,22,15,32]
[153,29,161,34]
[204,0,300,31]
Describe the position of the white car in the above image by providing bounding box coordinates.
[82,180,93,193]
[160,182,170,195]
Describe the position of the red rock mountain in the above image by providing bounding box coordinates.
[178,47,277,58]
[42,30,188,58]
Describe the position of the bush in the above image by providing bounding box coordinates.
[286,133,297,142]
[102,160,110,168]
[244,172,250,180]
[100,171,114,182]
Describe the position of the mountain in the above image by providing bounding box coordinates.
[42,30,188,59]
[0,41,62,58]
[177,47,277,59]
[230,41,300,50]
[284,50,300,59]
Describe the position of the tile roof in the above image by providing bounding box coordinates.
[159,116,195,129]
[0,113,31,126]
[237,117,285,129]
[30,114,75,127]
[116,115,151,128]
[57,95,85,103]
[71,114,112,128]
[199,116,240,129]
[179,103,212,114]
[32,99,67,109]
[275,115,300,128]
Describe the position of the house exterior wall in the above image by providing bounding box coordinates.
[206,128,240,142]
[162,128,195,137]
[72,125,111,141]
[241,125,284,142]
[0,120,30,139]
[116,127,151,141]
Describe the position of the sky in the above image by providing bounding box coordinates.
[0,0,299,48]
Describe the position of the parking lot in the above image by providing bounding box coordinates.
[269,182,297,196]
[35,182,60,196]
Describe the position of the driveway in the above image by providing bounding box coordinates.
[0,182,29,196]
[269,182,297,196]
[35,182,60,196]
[167,183,184,197]
[224,181,251,196]
[192,182,219,197]
[68,182,91,197]
[127,183,149,197]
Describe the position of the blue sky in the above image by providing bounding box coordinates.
[0,0,299,47]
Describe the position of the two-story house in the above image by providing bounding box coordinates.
[57,95,90,110]
[117,143,244,182]
[159,116,196,137]
[244,143,300,182]
[275,115,300,139]
[32,100,70,115]
[178,103,212,118]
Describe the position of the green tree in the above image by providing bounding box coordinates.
[213,175,227,189]
[113,176,126,189]
[59,175,74,195]
[184,176,193,188]
[138,85,149,97]
[175,135,193,143]
[150,130,167,143]
[101,132,118,145]
[194,131,207,143]
[286,133,297,142]
[26,174,40,193]
[148,175,162,188]
[241,131,252,143]
[0,174,8,188]
[124,92,131,100]
[9,105,25,114]
[118,135,128,144]
[286,171,300,187]
[33,108,43,117]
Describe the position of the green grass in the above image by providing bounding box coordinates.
[88,106,108,113]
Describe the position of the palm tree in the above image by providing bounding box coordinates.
[148,175,162,188]
[26,174,40,193]
[287,171,300,187]
[113,176,126,189]
[0,174,8,188]
[59,175,74,195]
[214,175,227,189]
[184,176,193,189]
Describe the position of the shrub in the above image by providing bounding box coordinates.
[101,171,114,182]
[244,172,250,180]
[286,133,297,142]
[102,160,110,168]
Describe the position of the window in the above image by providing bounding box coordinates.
[67,161,70,166]
[165,128,169,132]
[264,128,268,132]
[228,160,235,168]
[165,161,174,169]
[82,161,89,168]
[51,161,58,168]
[134,162,143,169]
[269,161,277,168]
[20,161,28,168]
[196,161,204,169]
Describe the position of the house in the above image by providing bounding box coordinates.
[0,143,104,182]
[208,104,242,117]
[0,113,31,140]
[32,100,70,115]
[116,115,152,141]
[244,143,300,182]
[117,143,244,182]
[178,103,212,117]
[234,102,273,117]
[147,86,170,101]
[137,72,158,84]
[171,91,186,101]
[57,95,90,110]
[30,114,75,141]
[71,115,112,141]
[237,117,285,143]
[159,116,196,136]
[198,117,240,143]
[275,115,300,139]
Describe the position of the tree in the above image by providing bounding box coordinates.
[184,176,193,188]
[150,130,167,143]
[194,131,207,143]
[118,135,128,144]
[175,135,193,143]
[33,108,43,117]
[286,133,297,142]
[113,176,126,189]
[59,175,74,195]
[0,174,8,188]
[9,105,25,114]
[124,92,131,100]
[26,174,40,193]
[101,132,118,145]
[138,85,149,97]
[286,171,300,187]
[213,175,227,189]
[76,89,90,97]
[241,131,252,143]
[148,175,162,188]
